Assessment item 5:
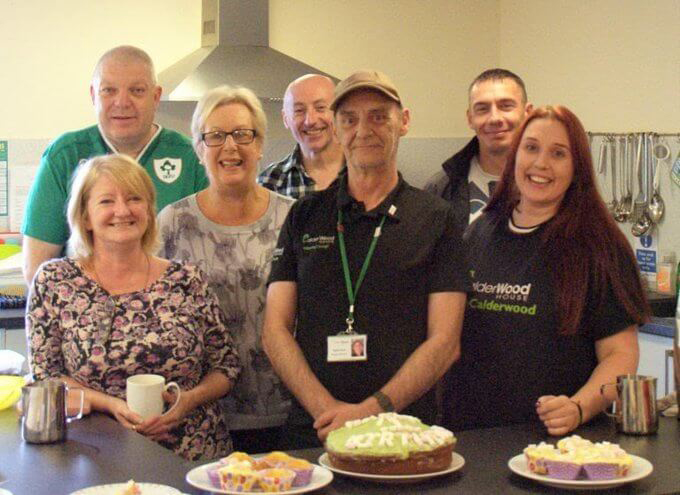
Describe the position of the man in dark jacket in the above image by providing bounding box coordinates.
[424,69,532,228]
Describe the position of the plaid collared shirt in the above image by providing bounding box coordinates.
[257,145,317,199]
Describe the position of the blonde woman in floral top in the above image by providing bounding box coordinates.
[27,154,240,461]
[158,85,294,453]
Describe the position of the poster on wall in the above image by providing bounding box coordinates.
[635,232,657,289]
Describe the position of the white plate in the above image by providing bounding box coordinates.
[317,452,465,483]
[185,460,333,495]
[508,453,653,490]
[70,483,183,495]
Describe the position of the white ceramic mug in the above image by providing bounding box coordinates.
[126,374,181,420]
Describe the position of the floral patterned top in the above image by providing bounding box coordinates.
[27,258,241,461]
[158,190,294,430]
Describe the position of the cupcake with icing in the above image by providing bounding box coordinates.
[218,460,261,491]
[523,442,558,474]
[580,442,632,480]
[543,450,583,480]
[283,458,314,487]
[258,468,296,492]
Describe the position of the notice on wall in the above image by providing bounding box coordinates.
[9,165,38,233]
[635,233,657,289]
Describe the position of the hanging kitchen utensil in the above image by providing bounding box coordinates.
[632,134,652,236]
[672,136,680,189]
[614,135,631,222]
[631,135,645,217]
[648,137,670,223]
[608,136,619,214]
[597,136,607,176]
[622,134,634,220]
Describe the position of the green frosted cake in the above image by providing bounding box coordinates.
[325,413,456,475]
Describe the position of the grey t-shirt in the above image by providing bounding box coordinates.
[157,190,295,430]
[468,156,500,225]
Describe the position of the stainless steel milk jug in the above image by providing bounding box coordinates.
[601,374,658,434]
[21,379,84,443]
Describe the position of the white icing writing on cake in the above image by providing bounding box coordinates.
[342,414,454,450]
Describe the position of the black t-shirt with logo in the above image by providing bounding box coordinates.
[443,212,634,430]
[269,172,469,426]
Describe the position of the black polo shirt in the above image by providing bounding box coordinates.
[269,171,469,426]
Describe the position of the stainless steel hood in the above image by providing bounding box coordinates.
[158,0,337,101]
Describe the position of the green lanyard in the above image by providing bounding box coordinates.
[336,209,387,334]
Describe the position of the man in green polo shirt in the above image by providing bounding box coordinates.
[22,45,207,283]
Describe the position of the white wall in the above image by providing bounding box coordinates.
[499,0,680,133]
[496,0,680,256]
[269,0,499,138]
[2,1,677,138]
[0,0,201,139]
[0,0,499,140]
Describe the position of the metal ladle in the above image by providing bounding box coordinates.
[607,137,620,215]
[622,135,635,219]
[631,134,652,237]
[648,137,670,223]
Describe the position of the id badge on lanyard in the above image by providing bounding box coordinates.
[326,206,394,363]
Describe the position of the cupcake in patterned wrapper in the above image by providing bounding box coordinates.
[257,451,294,469]
[258,468,296,492]
[220,451,256,466]
[207,468,221,488]
[284,458,314,487]
[218,461,262,491]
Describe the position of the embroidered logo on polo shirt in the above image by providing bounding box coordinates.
[469,280,537,315]
[272,247,284,261]
[154,158,182,183]
[301,233,335,251]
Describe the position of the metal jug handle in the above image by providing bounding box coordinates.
[600,383,620,419]
[65,386,85,422]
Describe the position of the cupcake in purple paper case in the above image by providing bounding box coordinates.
[284,458,314,487]
[543,451,583,480]
[523,442,558,474]
[581,443,632,480]
[556,434,593,453]
[258,468,296,492]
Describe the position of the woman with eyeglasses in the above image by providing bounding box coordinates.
[157,85,294,453]
[26,154,241,461]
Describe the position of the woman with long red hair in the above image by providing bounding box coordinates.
[444,105,649,435]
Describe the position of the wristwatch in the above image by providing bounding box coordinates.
[372,391,395,412]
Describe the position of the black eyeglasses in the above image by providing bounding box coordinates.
[201,129,257,146]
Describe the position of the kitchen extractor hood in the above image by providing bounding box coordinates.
[158,0,337,101]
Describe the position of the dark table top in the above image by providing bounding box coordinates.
[2,408,680,495]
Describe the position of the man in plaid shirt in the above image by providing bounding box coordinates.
[258,74,344,198]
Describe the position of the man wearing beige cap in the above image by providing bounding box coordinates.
[263,70,469,448]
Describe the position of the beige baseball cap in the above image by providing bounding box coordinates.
[331,70,402,111]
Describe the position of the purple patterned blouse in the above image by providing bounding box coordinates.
[27,258,241,461]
